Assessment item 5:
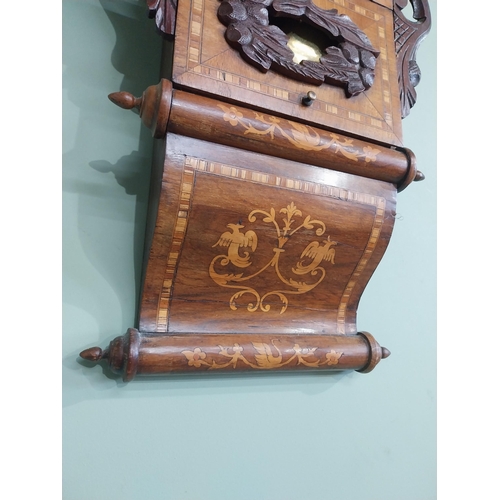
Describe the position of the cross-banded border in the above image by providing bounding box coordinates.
[182,0,394,133]
[156,166,195,331]
[155,156,386,333]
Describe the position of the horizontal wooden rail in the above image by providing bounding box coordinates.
[109,79,421,191]
[80,329,390,381]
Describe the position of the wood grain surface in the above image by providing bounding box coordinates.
[137,133,397,338]
[79,0,434,379]
[172,0,403,145]
[80,328,390,380]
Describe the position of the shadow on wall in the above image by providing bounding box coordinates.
[99,0,165,312]
[62,0,162,342]
[64,348,352,406]
[100,0,163,96]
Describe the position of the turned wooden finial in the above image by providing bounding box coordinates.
[397,147,419,192]
[356,331,390,373]
[414,170,425,181]
[79,329,140,381]
[79,346,105,362]
[107,79,173,138]
[108,91,141,111]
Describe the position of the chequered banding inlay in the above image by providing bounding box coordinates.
[183,0,393,133]
[155,157,386,333]
[156,167,195,331]
[336,197,385,333]
[187,0,204,69]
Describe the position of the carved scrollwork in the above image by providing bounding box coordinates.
[393,0,431,117]
[217,0,380,96]
[147,0,178,38]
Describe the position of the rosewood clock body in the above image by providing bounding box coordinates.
[80,0,431,380]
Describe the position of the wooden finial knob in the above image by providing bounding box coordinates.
[108,91,141,110]
[414,170,425,181]
[107,79,173,138]
[80,346,104,362]
[356,331,390,373]
[79,329,140,381]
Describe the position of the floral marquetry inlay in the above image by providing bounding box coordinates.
[182,341,343,370]
[148,157,388,335]
[219,104,381,161]
[77,0,427,380]
[210,202,337,314]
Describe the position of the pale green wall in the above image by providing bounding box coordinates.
[63,1,436,498]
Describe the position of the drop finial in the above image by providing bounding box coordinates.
[80,346,103,362]
[108,91,141,110]
[107,79,173,138]
[414,170,425,181]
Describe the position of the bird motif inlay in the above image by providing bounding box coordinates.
[209,202,338,314]
[212,223,258,268]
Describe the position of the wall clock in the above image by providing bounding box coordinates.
[80,0,431,381]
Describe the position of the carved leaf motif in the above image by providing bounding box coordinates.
[147,0,178,38]
[217,0,379,95]
[228,24,254,46]
[393,0,431,117]
[272,0,378,54]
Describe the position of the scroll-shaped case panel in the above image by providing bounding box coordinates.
[139,133,397,337]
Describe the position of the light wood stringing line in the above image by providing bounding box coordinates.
[154,156,386,332]
[156,167,195,331]
[182,0,393,132]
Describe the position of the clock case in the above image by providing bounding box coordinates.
[80,0,431,381]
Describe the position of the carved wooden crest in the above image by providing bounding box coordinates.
[393,0,431,117]
[217,0,379,96]
[147,0,178,37]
